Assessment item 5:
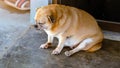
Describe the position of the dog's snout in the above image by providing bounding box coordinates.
[34,25,38,28]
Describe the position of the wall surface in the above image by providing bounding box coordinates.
[30,0,49,23]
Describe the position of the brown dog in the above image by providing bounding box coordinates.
[34,4,103,56]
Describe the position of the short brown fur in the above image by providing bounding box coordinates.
[34,4,103,56]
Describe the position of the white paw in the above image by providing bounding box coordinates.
[64,51,72,56]
[39,43,50,49]
[51,49,61,55]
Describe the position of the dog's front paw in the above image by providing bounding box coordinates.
[39,43,51,49]
[51,48,61,55]
[65,51,72,56]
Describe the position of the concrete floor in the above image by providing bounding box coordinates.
[0,28,120,68]
[0,0,30,59]
[0,1,120,68]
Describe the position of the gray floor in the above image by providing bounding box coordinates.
[0,28,120,68]
[0,1,120,68]
[0,0,30,59]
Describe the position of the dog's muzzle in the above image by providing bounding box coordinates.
[34,25,41,30]
[34,25,38,28]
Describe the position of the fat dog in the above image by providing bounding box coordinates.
[34,4,103,56]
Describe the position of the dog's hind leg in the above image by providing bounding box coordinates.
[65,38,93,56]
[85,43,102,52]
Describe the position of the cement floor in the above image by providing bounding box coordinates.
[0,0,120,68]
[0,0,30,59]
[0,28,120,68]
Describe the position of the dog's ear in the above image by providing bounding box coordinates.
[47,15,55,23]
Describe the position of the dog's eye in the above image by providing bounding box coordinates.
[38,23,44,25]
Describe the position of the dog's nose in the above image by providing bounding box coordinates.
[34,25,38,28]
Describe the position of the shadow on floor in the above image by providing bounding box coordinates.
[0,28,120,68]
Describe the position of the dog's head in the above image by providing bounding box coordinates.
[34,6,56,30]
